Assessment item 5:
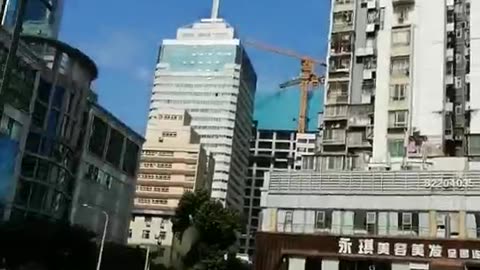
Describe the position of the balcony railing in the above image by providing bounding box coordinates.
[323,130,346,145]
[267,170,480,195]
[324,105,348,119]
[327,94,349,104]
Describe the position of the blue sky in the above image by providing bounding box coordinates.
[59,0,331,134]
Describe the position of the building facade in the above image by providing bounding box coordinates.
[240,122,317,257]
[1,35,98,222]
[321,0,477,171]
[257,165,480,270]
[128,109,213,266]
[70,102,144,244]
[1,0,63,38]
[150,15,257,210]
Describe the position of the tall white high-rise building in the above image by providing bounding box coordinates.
[149,1,257,209]
[317,0,476,171]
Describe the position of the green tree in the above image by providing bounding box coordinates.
[172,190,246,270]
[172,190,210,237]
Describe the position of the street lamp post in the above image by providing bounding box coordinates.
[82,204,109,270]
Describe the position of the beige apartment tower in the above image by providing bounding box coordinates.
[128,109,213,266]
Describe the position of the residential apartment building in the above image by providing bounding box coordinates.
[240,122,317,257]
[321,0,476,171]
[150,10,257,210]
[70,102,144,244]
[128,109,213,266]
[257,164,480,270]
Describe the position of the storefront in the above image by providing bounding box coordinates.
[255,232,480,270]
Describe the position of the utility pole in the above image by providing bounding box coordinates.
[143,246,150,270]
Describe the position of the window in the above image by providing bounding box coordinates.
[158,247,165,257]
[388,111,408,128]
[398,212,418,232]
[162,131,177,138]
[388,139,405,157]
[366,212,377,234]
[314,210,331,229]
[106,128,124,167]
[138,198,151,204]
[142,230,150,239]
[390,84,408,101]
[152,199,168,205]
[122,139,140,177]
[283,211,293,232]
[395,6,410,23]
[159,231,166,240]
[88,117,108,158]
[392,28,410,46]
[145,216,152,227]
[391,57,410,77]
[128,229,132,238]
[161,187,169,192]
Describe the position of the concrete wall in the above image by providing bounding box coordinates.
[411,0,445,146]
[372,0,394,162]
[470,0,480,133]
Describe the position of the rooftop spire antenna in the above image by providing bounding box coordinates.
[211,0,220,19]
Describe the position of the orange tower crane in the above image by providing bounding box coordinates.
[244,40,326,133]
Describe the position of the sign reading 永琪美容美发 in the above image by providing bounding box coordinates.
[338,237,480,260]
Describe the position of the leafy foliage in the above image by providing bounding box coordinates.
[172,190,210,238]
[172,190,247,270]
[194,200,241,249]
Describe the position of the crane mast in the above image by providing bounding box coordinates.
[245,40,324,133]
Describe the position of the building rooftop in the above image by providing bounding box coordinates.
[20,34,98,80]
[91,102,145,144]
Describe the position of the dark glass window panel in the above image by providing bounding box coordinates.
[106,128,124,167]
[122,139,140,177]
[88,116,108,158]
[32,102,47,127]
[35,159,49,181]
[21,155,37,178]
[25,0,49,21]
[52,86,65,108]
[40,137,53,156]
[37,79,51,103]
[25,132,41,153]
[29,183,47,210]
[15,180,32,206]
[47,109,60,136]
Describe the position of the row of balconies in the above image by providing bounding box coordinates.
[323,129,371,147]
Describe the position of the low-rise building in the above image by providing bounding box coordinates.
[257,159,480,270]
[70,102,144,243]
[129,109,213,266]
